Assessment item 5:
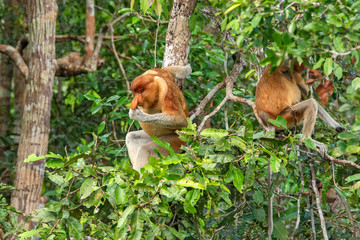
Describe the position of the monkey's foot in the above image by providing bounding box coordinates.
[335,125,345,133]
[312,139,328,158]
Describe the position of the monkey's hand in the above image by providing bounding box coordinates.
[129,108,187,128]
[312,139,328,158]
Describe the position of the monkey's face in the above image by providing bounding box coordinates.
[130,75,158,110]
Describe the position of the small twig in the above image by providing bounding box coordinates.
[291,160,304,239]
[197,96,229,133]
[224,102,229,130]
[322,45,360,57]
[331,160,343,192]
[309,178,317,239]
[154,16,161,67]
[190,80,225,121]
[95,5,114,17]
[310,162,329,240]
[109,24,130,91]
[268,157,274,240]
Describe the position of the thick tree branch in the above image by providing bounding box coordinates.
[0,45,28,79]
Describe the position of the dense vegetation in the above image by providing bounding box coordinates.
[0,0,359,239]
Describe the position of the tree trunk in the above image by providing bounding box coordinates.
[13,45,29,144]
[11,0,57,230]
[163,0,197,89]
[0,55,13,160]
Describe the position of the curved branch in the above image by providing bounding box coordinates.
[0,45,28,79]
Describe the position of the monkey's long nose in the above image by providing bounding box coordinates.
[130,94,143,110]
[130,97,138,110]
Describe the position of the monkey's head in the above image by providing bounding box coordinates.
[130,74,167,111]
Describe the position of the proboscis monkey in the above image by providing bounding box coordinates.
[255,61,344,156]
[126,65,191,173]
[326,188,359,237]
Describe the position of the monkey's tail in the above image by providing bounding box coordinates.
[164,64,192,78]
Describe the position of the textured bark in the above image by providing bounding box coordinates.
[0,55,13,160]
[11,0,57,230]
[163,0,197,89]
[12,45,30,144]
[84,0,95,59]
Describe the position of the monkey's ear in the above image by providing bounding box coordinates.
[130,96,139,110]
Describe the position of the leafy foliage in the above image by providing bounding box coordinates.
[0,0,359,239]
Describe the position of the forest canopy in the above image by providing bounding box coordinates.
[0,0,359,239]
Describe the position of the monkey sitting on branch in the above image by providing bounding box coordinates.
[255,61,345,156]
[126,65,191,173]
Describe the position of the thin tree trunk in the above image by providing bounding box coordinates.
[0,55,13,160]
[162,0,197,89]
[11,0,57,230]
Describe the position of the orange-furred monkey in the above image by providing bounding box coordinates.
[126,65,191,172]
[255,61,344,156]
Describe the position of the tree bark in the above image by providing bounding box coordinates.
[11,0,57,230]
[162,0,197,89]
[0,55,13,160]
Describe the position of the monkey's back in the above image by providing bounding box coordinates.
[255,65,302,119]
[139,69,189,138]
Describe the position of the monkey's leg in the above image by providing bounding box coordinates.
[317,103,345,132]
[280,98,327,157]
[125,130,152,166]
[133,134,182,172]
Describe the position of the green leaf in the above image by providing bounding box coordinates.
[303,137,316,149]
[346,145,360,153]
[339,103,352,112]
[80,178,99,199]
[45,159,64,168]
[67,216,84,240]
[118,205,137,229]
[288,20,296,34]
[140,0,149,14]
[91,104,103,115]
[268,116,287,129]
[245,69,256,79]
[224,4,241,15]
[334,63,343,79]
[245,119,253,144]
[352,77,360,90]
[19,229,43,240]
[245,156,256,186]
[98,121,106,134]
[270,155,280,173]
[220,17,227,32]
[334,37,344,52]
[48,173,66,186]
[233,168,244,193]
[313,58,324,69]
[177,179,205,190]
[130,0,135,11]
[200,128,229,138]
[129,210,144,240]
[253,208,266,222]
[24,153,46,162]
[152,137,175,155]
[273,219,288,240]
[153,0,162,16]
[251,14,262,28]
[324,58,333,76]
[345,173,360,182]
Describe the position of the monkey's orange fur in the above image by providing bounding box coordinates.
[130,68,189,139]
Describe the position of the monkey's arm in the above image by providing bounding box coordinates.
[297,81,309,100]
[129,108,187,128]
